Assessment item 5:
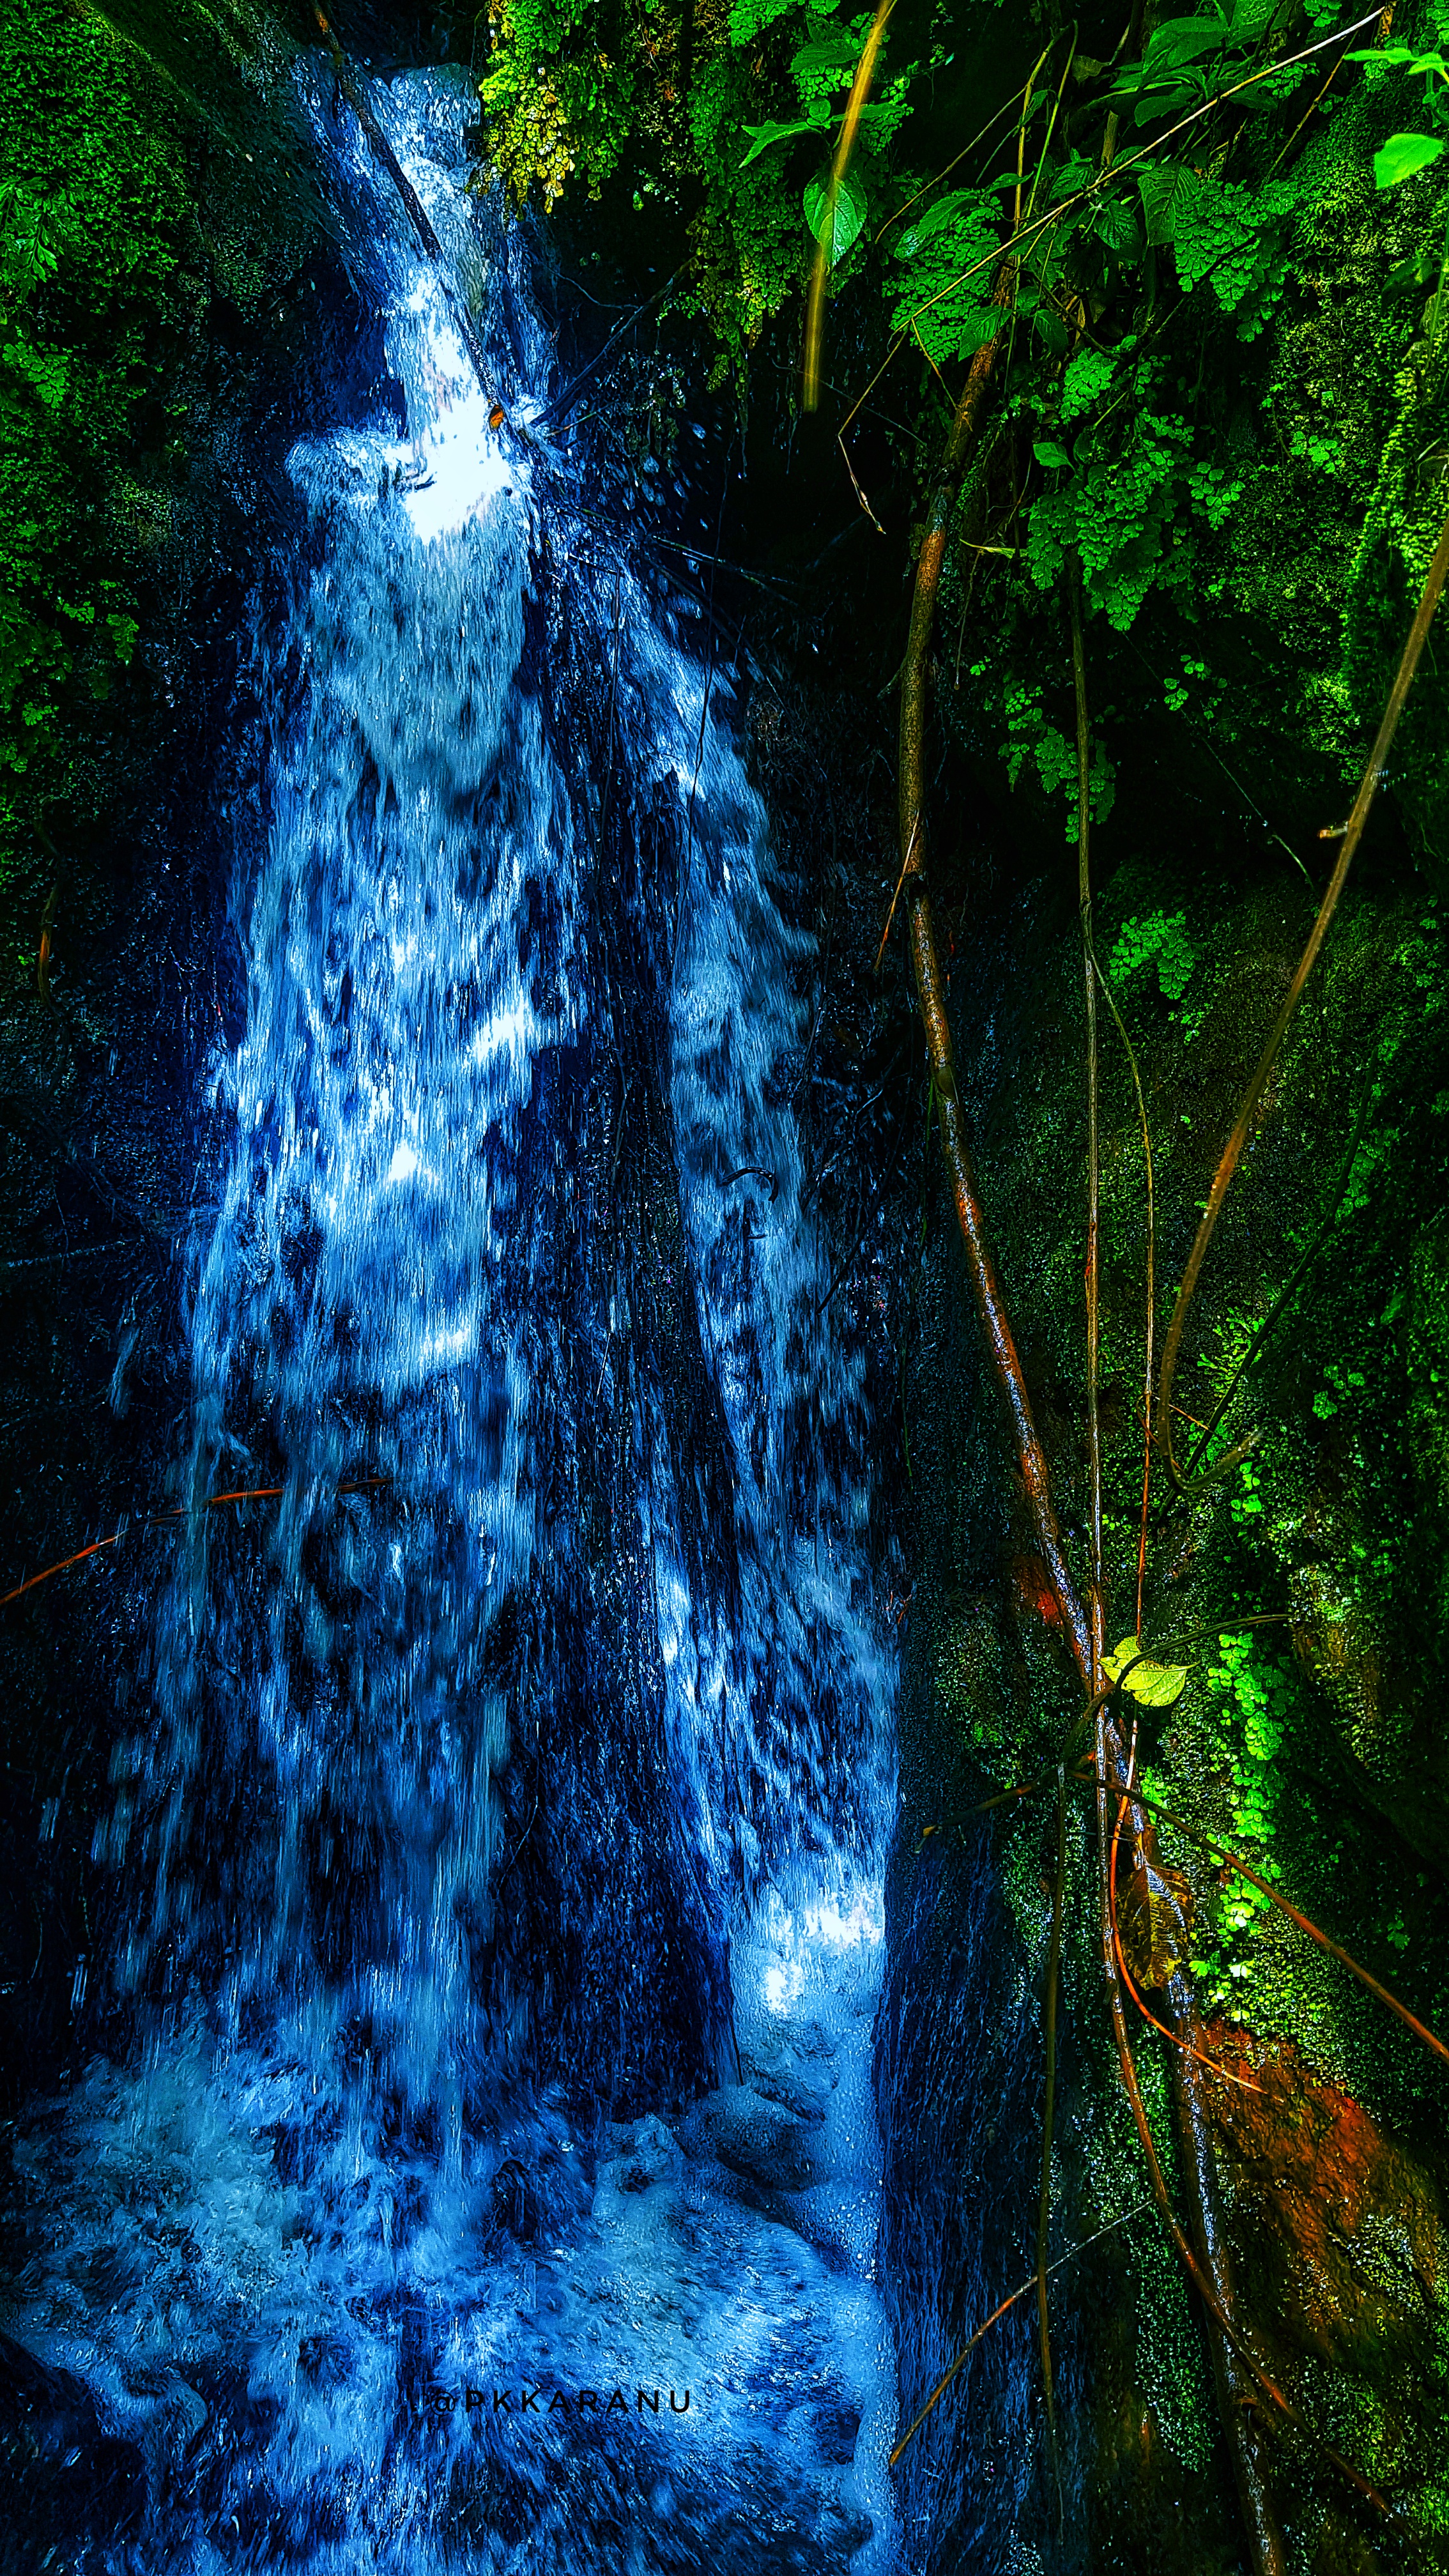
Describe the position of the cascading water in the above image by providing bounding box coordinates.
[4,68,905,2574]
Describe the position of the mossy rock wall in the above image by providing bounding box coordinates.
[889,786,1449,2564]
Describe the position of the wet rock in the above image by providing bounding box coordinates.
[591,2111,684,2225]
[0,2329,146,2549]
[1206,2025,1449,2545]
[740,2050,828,2124]
[677,2085,824,2193]
[808,2384,862,2464]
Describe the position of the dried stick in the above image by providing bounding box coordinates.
[898,267,1093,1694]
[1155,503,1449,1483]
[889,2202,1152,2469]
[1,1480,390,1609]
[312,8,525,440]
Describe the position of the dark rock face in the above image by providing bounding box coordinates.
[887,838,1449,2569]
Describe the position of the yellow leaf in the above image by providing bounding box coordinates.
[1103,1634,1188,1710]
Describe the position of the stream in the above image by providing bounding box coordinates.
[3,67,906,2576]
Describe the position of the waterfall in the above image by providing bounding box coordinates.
[4,68,903,2575]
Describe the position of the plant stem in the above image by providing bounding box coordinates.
[1107,1775,1449,2071]
[1037,1767,1067,2499]
[1070,560,1104,1678]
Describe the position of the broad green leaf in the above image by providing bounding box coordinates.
[1092,194,1143,258]
[1137,160,1207,246]
[1346,45,1449,71]
[903,187,983,251]
[791,36,861,79]
[740,106,829,167]
[1103,1635,1190,1709]
[1373,130,1446,188]
[1050,153,1096,204]
[1142,17,1233,65]
[1383,246,1441,306]
[1134,84,1198,125]
[804,168,868,264]
[1033,439,1071,468]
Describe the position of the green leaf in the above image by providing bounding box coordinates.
[1372,130,1446,188]
[740,106,830,167]
[1137,160,1207,246]
[1061,346,1117,420]
[1103,1634,1190,1708]
[1093,194,1143,258]
[1033,439,1071,468]
[1346,45,1449,72]
[804,167,868,263]
[790,36,861,79]
[1383,246,1441,305]
[1142,17,1233,66]
[903,187,983,250]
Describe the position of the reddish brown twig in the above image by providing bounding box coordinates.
[1,1478,390,1609]
[1092,1705,1384,2538]
[1108,1791,1261,2092]
[803,0,896,413]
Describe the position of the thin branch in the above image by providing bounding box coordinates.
[804,0,896,412]
[889,2202,1154,2467]
[1092,1703,1386,2530]
[1071,560,1105,1676]
[1179,1073,1374,1482]
[1109,1786,1261,2091]
[894,12,1383,352]
[1,1479,390,1609]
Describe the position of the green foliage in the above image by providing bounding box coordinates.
[804,165,868,261]
[1348,34,1449,185]
[0,0,183,875]
[468,0,1449,847]
[0,0,307,892]
[474,0,942,362]
[1107,908,1198,1002]
[1179,1629,1296,2016]
[890,180,1008,360]
[477,0,639,204]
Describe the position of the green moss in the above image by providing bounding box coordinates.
[0,0,310,895]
